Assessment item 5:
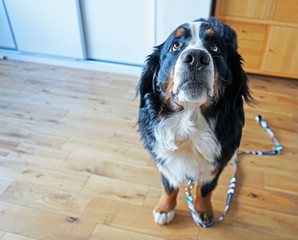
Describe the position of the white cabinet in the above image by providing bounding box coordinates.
[82,0,155,65]
[0,0,212,74]
[156,0,212,45]
[4,0,85,58]
[0,1,15,49]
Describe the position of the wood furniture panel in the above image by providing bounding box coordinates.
[274,0,298,23]
[217,0,274,19]
[263,26,298,75]
[222,20,268,69]
[216,0,298,79]
[228,21,267,42]
[238,39,265,69]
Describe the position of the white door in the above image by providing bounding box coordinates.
[0,1,15,49]
[156,0,212,45]
[4,0,85,58]
[82,0,155,65]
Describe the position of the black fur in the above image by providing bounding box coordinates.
[161,173,174,195]
[196,17,238,50]
[137,18,251,196]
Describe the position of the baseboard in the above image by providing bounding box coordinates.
[0,49,143,77]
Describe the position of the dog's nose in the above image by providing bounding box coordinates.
[181,49,210,67]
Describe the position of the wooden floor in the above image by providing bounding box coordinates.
[0,59,297,240]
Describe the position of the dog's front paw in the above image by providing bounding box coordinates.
[153,208,175,225]
[197,212,213,225]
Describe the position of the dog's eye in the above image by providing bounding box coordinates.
[171,41,181,51]
[210,44,219,53]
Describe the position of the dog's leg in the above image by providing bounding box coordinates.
[195,184,214,224]
[195,171,221,224]
[153,174,178,225]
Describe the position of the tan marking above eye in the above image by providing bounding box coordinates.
[206,28,215,36]
[175,28,185,37]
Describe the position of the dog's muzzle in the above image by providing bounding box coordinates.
[175,49,213,103]
[181,49,210,71]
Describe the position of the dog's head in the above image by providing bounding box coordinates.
[137,18,251,112]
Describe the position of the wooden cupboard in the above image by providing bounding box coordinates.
[215,0,298,79]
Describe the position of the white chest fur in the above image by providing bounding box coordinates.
[153,107,221,188]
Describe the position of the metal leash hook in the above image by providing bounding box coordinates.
[185,115,283,228]
[185,180,208,228]
[185,181,194,196]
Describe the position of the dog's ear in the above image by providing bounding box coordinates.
[228,45,253,108]
[202,17,253,106]
[137,45,162,108]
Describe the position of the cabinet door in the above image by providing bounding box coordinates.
[216,0,274,19]
[0,1,15,49]
[82,0,155,65]
[156,0,211,45]
[221,20,268,70]
[263,26,298,76]
[274,0,298,23]
[4,0,85,58]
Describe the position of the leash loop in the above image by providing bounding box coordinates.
[185,115,282,228]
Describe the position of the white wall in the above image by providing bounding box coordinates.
[0,0,212,76]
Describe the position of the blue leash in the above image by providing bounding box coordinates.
[185,115,283,228]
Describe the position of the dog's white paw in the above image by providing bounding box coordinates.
[153,208,175,225]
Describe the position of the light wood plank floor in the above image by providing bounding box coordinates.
[0,59,297,240]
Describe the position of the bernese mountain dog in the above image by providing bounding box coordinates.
[137,18,251,225]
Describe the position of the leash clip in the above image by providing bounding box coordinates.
[185,180,194,196]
